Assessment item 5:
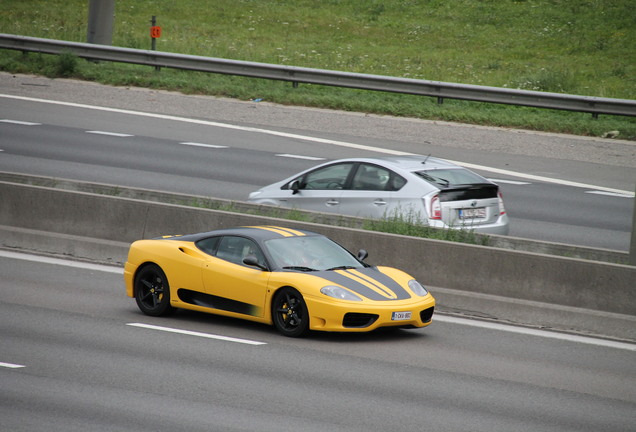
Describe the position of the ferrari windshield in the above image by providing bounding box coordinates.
[264,235,363,271]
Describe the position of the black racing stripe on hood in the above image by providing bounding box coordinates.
[314,267,411,301]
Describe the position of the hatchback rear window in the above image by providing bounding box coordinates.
[414,168,488,188]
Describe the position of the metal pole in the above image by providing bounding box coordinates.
[87,0,115,45]
[150,16,160,72]
[151,16,157,51]
[630,181,636,266]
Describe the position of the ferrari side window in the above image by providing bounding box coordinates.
[196,236,221,255]
[216,236,266,267]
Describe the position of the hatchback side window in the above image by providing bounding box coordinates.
[300,162,354,190]
[387,174,406,191]
[215,236,266,267]
[351,164,388,190]
[351,163,405,191]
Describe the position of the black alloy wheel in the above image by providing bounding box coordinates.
[134,264,175,316]
[272,287,309,337]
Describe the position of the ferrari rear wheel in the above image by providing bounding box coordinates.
[134,264,175,317]
[272,287,309,337]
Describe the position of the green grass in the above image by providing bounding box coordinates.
[1,0,635,138]
[362,217,490,245]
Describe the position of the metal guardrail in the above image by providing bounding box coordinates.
[1,33,635,117]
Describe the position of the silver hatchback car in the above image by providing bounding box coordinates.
[248,155,509,235]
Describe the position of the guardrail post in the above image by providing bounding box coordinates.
[87,0,114,45]
[630,181,636,266]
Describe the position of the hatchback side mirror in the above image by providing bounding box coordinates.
[290,180,301,195]
[357,249,368,261]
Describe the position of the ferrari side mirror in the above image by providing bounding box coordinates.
[243,255,268,271]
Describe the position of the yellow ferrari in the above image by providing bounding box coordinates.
[124,226,435,337]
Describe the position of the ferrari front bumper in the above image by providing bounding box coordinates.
[304,294,436,332]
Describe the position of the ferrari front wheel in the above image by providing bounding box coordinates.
[134,264,175,317]
[272,287,309,337]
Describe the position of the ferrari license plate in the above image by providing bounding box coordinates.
[459,207,486,219]
[392,311,412,321]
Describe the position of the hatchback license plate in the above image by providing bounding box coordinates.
[459,207,486,219]
[392,311,412,321]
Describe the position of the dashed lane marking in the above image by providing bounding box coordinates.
[180,142,228,149]
[276,154,326,160]
[86,130,134,137]
[0,362,26,369]
[0,119,41,125]
[127,323,267,346]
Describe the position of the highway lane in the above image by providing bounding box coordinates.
[1,96,634,250]
[1,92,635,250]
[1,252,635,432]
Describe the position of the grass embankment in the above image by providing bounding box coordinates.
[1,0,635,139]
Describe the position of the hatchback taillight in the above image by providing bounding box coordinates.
[498,191,506,215]
[430,194,442,220]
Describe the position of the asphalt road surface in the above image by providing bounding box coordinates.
[1,251,635,432]
[1,73,635,432]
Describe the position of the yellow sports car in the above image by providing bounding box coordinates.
[124,226,435,337]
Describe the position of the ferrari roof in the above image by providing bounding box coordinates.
[159,225,320,243]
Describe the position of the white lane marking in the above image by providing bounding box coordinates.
[488,178,532,185]
[276,154,326,161]
[585,190,633,198]
[86,130,134,137]
[127,323,267,346]
[0,119,41,125]
[0,250,123,274]
[180,142,228,149]
[0,362,26,369]
[435,315,636,352]
[2,94,632,196]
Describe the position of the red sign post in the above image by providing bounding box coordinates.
[150,26,161,39]
[150,16,161,71]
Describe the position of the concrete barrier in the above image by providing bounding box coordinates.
[1,171,628,264]
[2,180,635,318]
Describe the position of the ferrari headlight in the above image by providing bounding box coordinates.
[408,280,428,297]
[321,285,362,301]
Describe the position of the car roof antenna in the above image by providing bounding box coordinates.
[422,153,431,164]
